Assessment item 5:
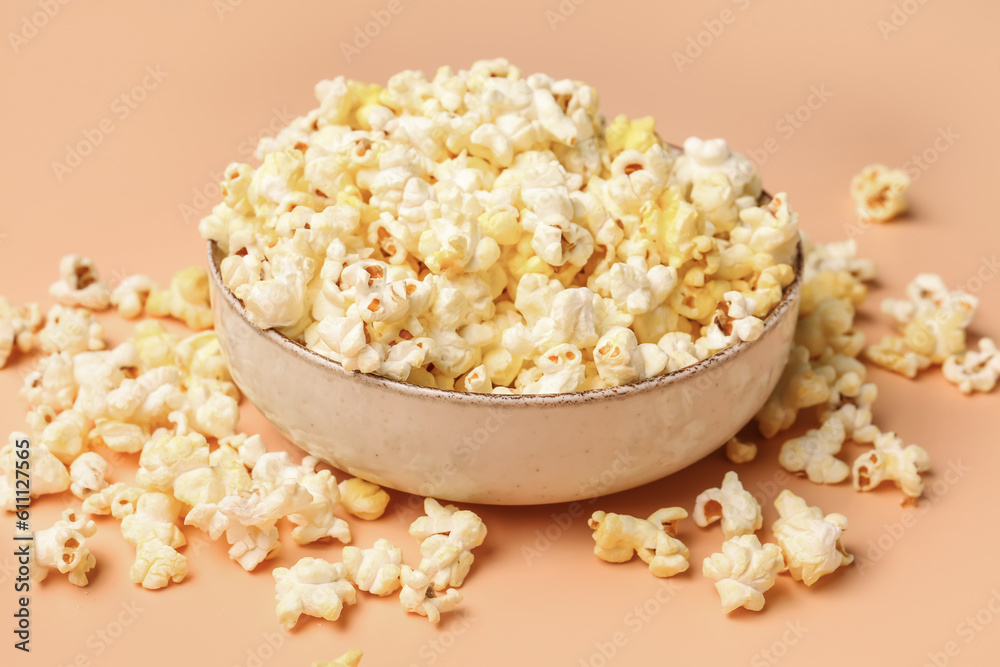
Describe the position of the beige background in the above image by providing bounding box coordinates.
[2,0,999,665]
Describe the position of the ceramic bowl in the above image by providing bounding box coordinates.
[207,238,801,505]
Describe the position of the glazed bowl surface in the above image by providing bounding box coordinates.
[208,239,801,505]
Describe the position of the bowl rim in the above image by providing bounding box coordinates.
[208,229,802,407]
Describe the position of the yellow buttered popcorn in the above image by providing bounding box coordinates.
[273,558,358,629]
[200,60,799,394]
[146,267,214,331]
[772,490,853,586]
[850,164,909,222]
[702,534,784,613]
[588,507,690,578]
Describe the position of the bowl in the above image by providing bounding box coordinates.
[207,238,801,505]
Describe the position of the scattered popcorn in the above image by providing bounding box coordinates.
[756,346,833,438]
[342,538,403,596]
[69,451,109,498]
[850,164,909,222]
[48,255,111,310]
[111,274,157,318]
[31,509,97,587]
[130,535,189,589]
[38,305,105,355]
[943,337,1000,394]
[0,433,70,511]
[399,565,462,623]
[0,297,43,368]
[819,382,879,444]
[692,471,763,539]
[778,418,850,484]
[702,534,784,613]
[338,477,391,520]
[201,60,798,394]
[146,267,214,331]
[39,408,89,464]
[853,431,930,499]
[724,435,757,464]
[772,490,853,585]
[313,650,363,667]
[865,335,930,379]
[801,237,876,283]
[588,507,690,577]
[273,558,357,629]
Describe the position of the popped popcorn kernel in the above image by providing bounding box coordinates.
[399,565,462,623]
[588,507,690,578]
[778,418,850,484]
[724,435,757,464]
[772,490,853,585]
[146,267,214,331]
[943,338,1000,394]
[702,534,784,613]
[31,509,97,587]
[82,482,144,519]
[313,650,364,667]
[852,431,930,499]
[69,451,109,498]
[409,498,487,590]
[49,255,111,311]
[38,305,105,355]
[0,297,43,368]
[342,538,402,596]
[1,433,70,511]
[692,471,763,539]
[338,477,391,520]
[111,274,157,318]
[273,558,357,629]
[850,164,909,222]
[130,535,189,589]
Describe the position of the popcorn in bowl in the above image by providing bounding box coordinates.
[200,58,799,394]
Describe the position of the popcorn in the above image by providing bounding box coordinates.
[692,472,763,539]
[702,291,764,352]
[772,490,853,585]
[756,346,832,438]
[69,451,109,498]
[819,382,880,444]
[794,297,864,359]
[865,335,930,379]
[850,164,909,222]
[342,538,403,596]
[338,477,391,520]
[273,558,358,629]
[399,565,462,623]
[120,491,187,549]
[111,274,157,318]
[88,419,148,454]
[38,408,89,464]
[48,255,111,310]
[0,297,43,368]
[145,267,214,331]
[130,536,188,589]
[82,482,144,518]
[31,509,97,586]
[185,480,312,570]
[725,436,757,464]
[778,418,850,484]
[801,237,876,283]
[588,507,691,577]
[38,305,105,355]
[202,61,797,394]
[853,431,930,499]
[702,534,784,613]
[136,431,211,493]
[409,498,487,590]
[288,468,353,545]
[0,434,70,511]
[19,351,77,410]
[943,338,1000,394]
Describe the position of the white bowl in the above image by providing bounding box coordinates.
[208,241,801,505]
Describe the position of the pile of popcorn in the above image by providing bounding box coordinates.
[199,58,801,394]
